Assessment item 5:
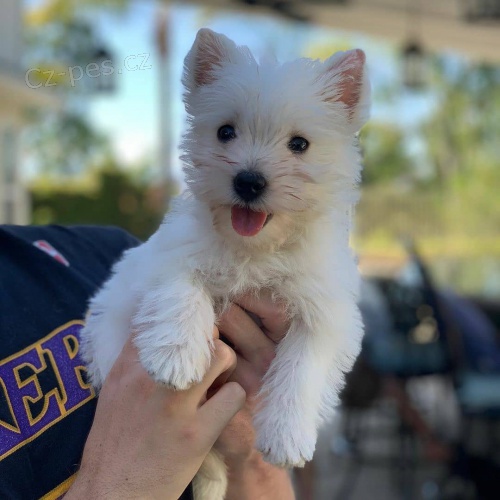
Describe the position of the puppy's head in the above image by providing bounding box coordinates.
[181,29,370,250]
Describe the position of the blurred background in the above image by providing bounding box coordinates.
[1,0,499,498]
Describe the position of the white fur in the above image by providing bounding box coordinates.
[81,28,370,499]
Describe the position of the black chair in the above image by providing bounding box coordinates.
[391,244,500,500]
[334,244,455,500]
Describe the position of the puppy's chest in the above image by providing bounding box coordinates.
[195,259,290,300]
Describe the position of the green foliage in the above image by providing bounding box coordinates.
[421,58,500,186]
[27,0,128,27]
[31,161,165,241]
[354,55,500,296]
[25,0,129,176]
[359,123,412,185]
[26,111,108,176]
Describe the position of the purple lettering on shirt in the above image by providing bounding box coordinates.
[0,321,95,460]
[41,323,93,412]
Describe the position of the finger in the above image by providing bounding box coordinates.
[212,325,219,340]
[218,304,276,368]
[227,355,263,396]
[199,381,246,440]
[205,350,241,402]
[235,290,290,342]
[189,340,237,399]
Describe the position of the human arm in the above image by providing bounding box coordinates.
[66,335,245,500]
[215,291,296,500]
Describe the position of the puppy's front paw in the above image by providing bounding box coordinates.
[137,340,212,390]
[255,421,316,468]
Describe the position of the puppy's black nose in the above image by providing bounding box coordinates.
[233,171,267,202]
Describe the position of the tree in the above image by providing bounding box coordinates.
[359,123,413,185]
[421,58,500,187]
[24,0,128,177]
[31,156,163,240]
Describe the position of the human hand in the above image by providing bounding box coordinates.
[67,335,245,500]
[214,290,290,467]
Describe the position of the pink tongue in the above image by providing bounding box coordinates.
[231,206,267,237]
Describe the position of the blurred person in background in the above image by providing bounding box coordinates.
[0,224,295,499]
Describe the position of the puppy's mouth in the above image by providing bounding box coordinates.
[230,206,273,237]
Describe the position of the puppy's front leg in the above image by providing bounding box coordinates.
[255,300,361,467]
[133,278,215,389]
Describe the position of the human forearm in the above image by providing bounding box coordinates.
[225,451,295,500]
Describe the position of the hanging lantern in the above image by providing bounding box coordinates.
[402,40,426,90]
[90,46,115,93]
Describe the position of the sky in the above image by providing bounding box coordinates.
[64,1,438,181]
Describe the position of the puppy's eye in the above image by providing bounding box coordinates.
[217,125,236,143]
[288,136,309,153]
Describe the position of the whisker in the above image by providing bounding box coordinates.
[285,192,303,201]
[292,171,316,183]
[212,154,239,166]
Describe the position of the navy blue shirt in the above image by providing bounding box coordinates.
[0,225,192,499]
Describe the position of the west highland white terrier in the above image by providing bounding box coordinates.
[81,28,370,499]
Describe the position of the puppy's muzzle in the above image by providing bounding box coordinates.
[233,170,267,202]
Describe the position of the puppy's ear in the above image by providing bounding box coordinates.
[183,28,238,89]
[319,49,370,130]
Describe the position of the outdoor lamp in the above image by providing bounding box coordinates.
[90,46,115,93]
[402,40,426,90]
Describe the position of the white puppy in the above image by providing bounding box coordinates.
[81,28,369,499]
